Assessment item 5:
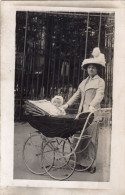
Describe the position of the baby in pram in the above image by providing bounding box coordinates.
[51,96,66,115]
[28,96,66,116]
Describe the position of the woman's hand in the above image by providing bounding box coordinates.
[89,105,95,112]
[62,103,68,110]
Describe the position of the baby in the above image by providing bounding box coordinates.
[51,96,66,115]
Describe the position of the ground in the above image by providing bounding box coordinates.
[14,121,111,181]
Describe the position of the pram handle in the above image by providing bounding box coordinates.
[75,107,112,119]
[73,107,112,152]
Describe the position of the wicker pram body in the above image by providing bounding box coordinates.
[25,100,94,138]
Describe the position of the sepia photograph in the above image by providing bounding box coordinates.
[1,2,125,194]
[14,10,114,182]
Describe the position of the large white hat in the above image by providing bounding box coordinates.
[81,47,106,70]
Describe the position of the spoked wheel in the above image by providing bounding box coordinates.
[42,138,76,180]
[23,133,48,175]
[75,142,96,172]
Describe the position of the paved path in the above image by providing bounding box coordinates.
[14,122,111,181]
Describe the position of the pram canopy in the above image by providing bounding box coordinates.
[25,100,94,138]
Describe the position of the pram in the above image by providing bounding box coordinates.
[23,100,111,180]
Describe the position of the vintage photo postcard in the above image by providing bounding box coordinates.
[1,1,125,195]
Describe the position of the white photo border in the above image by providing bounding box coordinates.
[1,1,125,191]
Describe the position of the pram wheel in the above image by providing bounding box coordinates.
[23,134,48,175]
[42,138,76,180]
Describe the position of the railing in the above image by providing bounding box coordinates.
[15,11,114,119]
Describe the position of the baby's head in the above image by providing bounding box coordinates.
[51,96,63,107]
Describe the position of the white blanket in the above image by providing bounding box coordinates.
[29,100,66,116]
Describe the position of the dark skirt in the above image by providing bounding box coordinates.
[73,121,99,166]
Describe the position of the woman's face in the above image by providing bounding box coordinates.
[87,64,98,77]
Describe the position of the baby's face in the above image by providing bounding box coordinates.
[53,98,61,107]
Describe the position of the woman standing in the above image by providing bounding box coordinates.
[62,47,106,173]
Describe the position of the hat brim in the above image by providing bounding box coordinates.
[82,54,106,70]
[82,62,105,70]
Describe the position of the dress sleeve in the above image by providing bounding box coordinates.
[67,87,81,106]
[90,79,105,107]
